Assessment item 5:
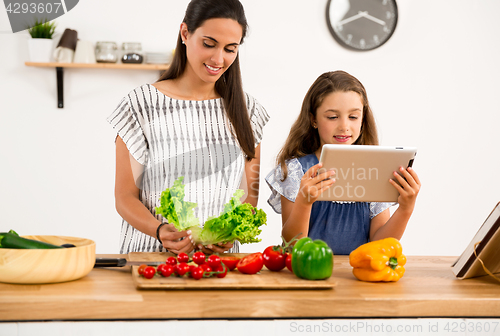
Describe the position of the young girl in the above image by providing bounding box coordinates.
[107,0,269,255]
[265,71,420,255]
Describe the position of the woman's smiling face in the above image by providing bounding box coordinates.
[182,18,243,85]
[312,90,364,147]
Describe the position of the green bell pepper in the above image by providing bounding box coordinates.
[292,237,334,280]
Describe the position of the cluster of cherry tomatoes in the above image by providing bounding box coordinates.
[137,241,295,280]
[137,252,230,280]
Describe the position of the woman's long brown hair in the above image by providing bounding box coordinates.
[157,0,255,160]
[276,70,379,180]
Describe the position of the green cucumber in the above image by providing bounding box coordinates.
[0,230,64,249]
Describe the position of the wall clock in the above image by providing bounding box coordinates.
[326,0,398,51]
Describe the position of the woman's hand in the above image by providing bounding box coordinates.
[158,223,195,255]
[390,166,421,213]
[295,163,336,205]
[196,241,234,255]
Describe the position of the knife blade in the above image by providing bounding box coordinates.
[94,258,164,268]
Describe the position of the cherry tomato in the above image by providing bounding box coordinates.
[263,245,286,271]
[213,264,228,278]
[174,262,190,276]
[286,253,293,273]
[166,256,177,266]
[137,264,147,275]
[207,255,221,269]
[160,264,174,277]
[220,256,240,271]
[193,251,206,265]
[237,252,264,274]
[143,266,156,279]
[200,263,212,274]
[191,267,204,280]
[157,264,166,274]
[177,252,189,263]
[187,265,197,278]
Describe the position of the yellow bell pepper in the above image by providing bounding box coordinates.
[349,237,406,282]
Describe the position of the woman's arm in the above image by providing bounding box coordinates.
[242,144,261,208]
[114,136,194,254]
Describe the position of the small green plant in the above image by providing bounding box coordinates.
[28,19,56,39]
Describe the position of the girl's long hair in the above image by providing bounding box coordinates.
[276,70,379,180]
[157,0,255,160]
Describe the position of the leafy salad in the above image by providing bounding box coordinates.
[155,176,267,245]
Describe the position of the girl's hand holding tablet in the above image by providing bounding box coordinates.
[296,163,336,205]
[389,166,421,214]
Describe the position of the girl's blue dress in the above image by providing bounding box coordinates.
[265,154,393,255]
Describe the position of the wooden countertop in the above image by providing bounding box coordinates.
[1,255,499,321]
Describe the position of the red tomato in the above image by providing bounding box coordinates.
[191,267,204,280]
[207,255,221,269]
[156,264,166,274]
[286,253,293,273]
[137,264,147,275]
[263,246,286,271]
[161,264,174,277]
[166,256,177,266]
[187,265,198,278]
[143,266,156,279]
[220,256,240,271]
[237,252,264,274]
[213,264,228,278]
[193,252,206,265]
[200,263,212,273]
[177,252,189,263]
[174,262,190,276]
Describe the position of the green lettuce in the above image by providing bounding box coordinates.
[155,176,199,231]
[155,176,266,245]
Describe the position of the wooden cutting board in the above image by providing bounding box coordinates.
[130,252,336,290]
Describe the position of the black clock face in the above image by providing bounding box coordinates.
[326,0,398,51]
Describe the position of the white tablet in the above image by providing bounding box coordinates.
[317,145,417,202]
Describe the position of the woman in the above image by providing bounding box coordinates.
[107,0,269,255]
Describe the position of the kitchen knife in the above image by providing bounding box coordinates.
[94,258,164,268]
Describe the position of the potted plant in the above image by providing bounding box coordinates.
[27,19,57,63]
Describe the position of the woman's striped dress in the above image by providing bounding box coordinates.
[107,84,270,253]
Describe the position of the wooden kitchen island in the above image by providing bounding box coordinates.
[1,255,499,321]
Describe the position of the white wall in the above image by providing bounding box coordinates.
[1,0,499,256]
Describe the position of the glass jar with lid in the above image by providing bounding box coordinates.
[95,42,118,63]
[121,42,143,64]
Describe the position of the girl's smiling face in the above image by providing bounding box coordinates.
[182,18,242,85]
[312,91,364,147]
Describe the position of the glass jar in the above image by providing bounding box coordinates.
[95,42,118,63]
[121,42,143,64]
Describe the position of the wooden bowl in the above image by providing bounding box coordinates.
[0,235,95,284]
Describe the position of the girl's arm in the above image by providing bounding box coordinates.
[369,166,421,241]
[281,163,336,242]
[114,136,194,254]
[281,195,314,242]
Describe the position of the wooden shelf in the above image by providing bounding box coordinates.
[25,62,170,108]
[25,62,170,70]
